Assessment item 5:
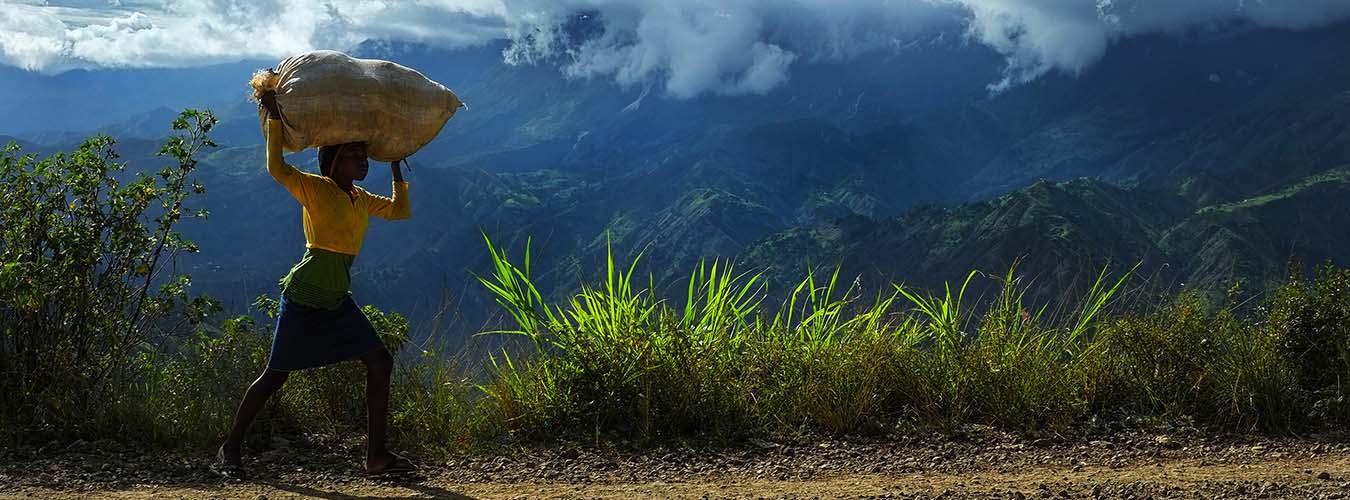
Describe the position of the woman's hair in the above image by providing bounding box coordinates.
[317,142,363,177]
[318,144,340,177]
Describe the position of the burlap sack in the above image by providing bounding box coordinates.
[250,50,462,162]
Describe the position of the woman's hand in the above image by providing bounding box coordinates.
[391,160,405,182]
[259,91,281,120]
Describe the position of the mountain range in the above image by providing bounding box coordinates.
[4,21,1349,339]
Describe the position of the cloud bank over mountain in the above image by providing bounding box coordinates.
[960,0,1350,91]
[5,0,1350,96]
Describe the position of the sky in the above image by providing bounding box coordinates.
[4,0,1350,97]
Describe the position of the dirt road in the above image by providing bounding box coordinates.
[7,455,1350,499]
[4,430,1348,499]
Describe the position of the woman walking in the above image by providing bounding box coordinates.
[215,90,415,479]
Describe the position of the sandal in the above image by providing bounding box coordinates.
[213,447,247,481]
[366,452,418,477]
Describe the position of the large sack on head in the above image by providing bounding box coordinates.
[249,50,463,162]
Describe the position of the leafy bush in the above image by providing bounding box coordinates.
[1095,291,1299,428]
[1263,263,1350,423]
[0,110,217,440]
[1095,293,1229,418]
[389,350,485,454]
[118,316,269,446]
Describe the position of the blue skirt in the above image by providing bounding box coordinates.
[266,294,385,372]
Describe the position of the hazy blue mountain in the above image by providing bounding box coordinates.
[0,60,267,137]
[5,21,1350,338]
[954,25,1350,199]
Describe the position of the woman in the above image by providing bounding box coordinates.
[215,90,415,479]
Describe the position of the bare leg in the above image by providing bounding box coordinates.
[219,369,290,466]
[362,347,396,471]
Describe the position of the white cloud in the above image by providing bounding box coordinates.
[537,2,801,98]
[497,0,1350,96]
[0,0,510,73]
[959,0,1350,91]
[3,0,1350,96]
[0,4,75,71]
[500,0,958,97]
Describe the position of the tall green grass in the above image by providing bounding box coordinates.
[9,235,1350,453]
[471,236,1345,440]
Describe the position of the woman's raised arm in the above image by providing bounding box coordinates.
[260,91,314,205]
[367,161,411,220]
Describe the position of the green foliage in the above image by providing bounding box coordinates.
[475,237,1350,441]
[883,263,1131,431]
[0,110,482,453]
[476,234,759,438]
[1262,263,1350,423]
[476,235,1134,438]
[1095,287,1303,430]
[1198,168,1350,215]
[0,109,217,439]
[1095,293,1226,418]
[389,350,485,455]
[100,290,478,451]
[119,316,269,446]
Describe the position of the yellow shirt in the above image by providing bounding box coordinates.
[266,119,410,256]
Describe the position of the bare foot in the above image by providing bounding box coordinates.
[366,451,417,476]
[214,443,245,480]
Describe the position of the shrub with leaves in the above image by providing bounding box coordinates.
[1263,263,1350,423]
[120,316,270,446]
[0,110,217,440]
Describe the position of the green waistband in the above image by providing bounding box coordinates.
[280,248,355,310]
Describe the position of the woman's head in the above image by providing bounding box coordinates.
[318,142,370,181]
